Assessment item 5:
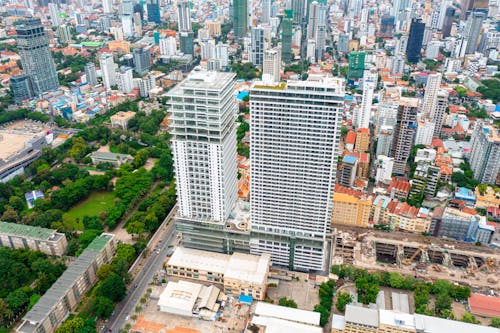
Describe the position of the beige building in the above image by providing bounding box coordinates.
[0,221,68,256]
[331,304,498,333]
[332,184,373,228]
[17,234,116,333]
[355,128,370,152]
[110,111,136,129]
[166,247,270,300]
[205,21,221,37]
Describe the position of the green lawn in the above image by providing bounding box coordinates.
[64,191,115,229]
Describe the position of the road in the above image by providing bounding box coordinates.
[103,206,178,333]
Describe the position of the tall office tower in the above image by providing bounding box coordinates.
[281,10,293,63]
[442,7,455,38]
[117,66,134,93]
[133,47,151,75]
[376,126,393,156]
[249,76,344,271]
[84,62,98,86]
[250,26,265,66]
[133,13,143,37]
[465,11,486,54]
[379,14,395,38]
[307,1,320,40]
[355,70,376,129]
[10,74,34,103]
[262,0,271,23]
[389,98,418,175]
[99,53,117,89]
[306,39,316,62]
[290,0,305,25]
[160,36,177,56]
[437,0,452,30]
[262,47,281,83]
[422,73,442,116]
[431,90,449,139]
[315,4,326,61]
[147,0,161,23]
[48,3,60,26]
[200,39,216,59]
[406,18,425,63]
[16,19,59,96]
[337,34,349,54]
[167,71,243,251]
[376,103,399,134]
[121,15,134,37]
[177,0,191,31]
[233,0,248,39]
[134,3,144,21]
[103,0,112,14]
[469,122,500,184]
[179,31,194,55]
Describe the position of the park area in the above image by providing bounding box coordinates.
[63,191,115,229]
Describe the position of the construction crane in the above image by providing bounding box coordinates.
[402,246,427,265]
[467,257,497,275]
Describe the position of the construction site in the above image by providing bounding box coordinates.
[331,226,499,290]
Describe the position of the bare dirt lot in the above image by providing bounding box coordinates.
[266,279,320,311]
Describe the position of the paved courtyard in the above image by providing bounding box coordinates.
[266,279,320,311]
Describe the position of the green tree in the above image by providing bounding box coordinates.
[69,137,88,161]
[491,317,500,328]
[461,313,480,324]
[126,220,146,236]
[355,277,379,305]
[0,298,13,327]
[278,297,297,308]
[133,149,149,169]
[5,288,29,313]
[8,196,25,212]
[335,292,353,312]
[434,292,452,316]
[97,274,126,302]
[92,296,115,319]
[54,317,84,333]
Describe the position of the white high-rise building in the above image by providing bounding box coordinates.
[375,155,394,184]
[177,1,191,32]
[167,70,238,223]
[355,70,377,129]
[103,0,112,14]
[415,120,435,146]
[422,73,442,116]
[469,121,500,185]
[121,15,134,37]
[160,36,177,56]
[262,47,281,83]
[431,90,448,139]
[215,42,229,67]
[117,66,133,93]
[306,39,316,63]
[262,0,271,24]
[200,39,216,60]
[48,3,60,27]
[110,27,124,40]
[249,76,344,271]
[99,53,117,89]
[138,74,156,97]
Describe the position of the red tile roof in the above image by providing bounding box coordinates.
[346,131,357,144]
[357,128,369,134]
[388,177,411,194]
[468,294,500,317]
[432,138,444,148]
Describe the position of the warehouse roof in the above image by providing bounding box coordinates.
[254,302,320,326]
[0,221,56,241]
[345,305,379,327]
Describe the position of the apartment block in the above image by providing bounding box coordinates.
[355,128,370,152]
[17,234,116,333]
[250,77,344,271]
[0,221,67,256]
[332,185,373,228]
[390,98,418,175]
[469,122,500,185]
[166,247,270,300]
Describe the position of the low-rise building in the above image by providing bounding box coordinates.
[110,111,136,130]
[468,294,500,318]
[166,247,270,300]
[89,151,133,166]
[475,185,500,209]
[248,302,322,333]
[24,190,45,209]
[388,177,411,200]
[0,221,67,256]
[331,304,498,333]
[157,280,222,319]
[332,184,373,228]
[17,234,116,333]
[454,187,477,206]
[435,207,480,242]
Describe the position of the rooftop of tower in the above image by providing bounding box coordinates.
[251,75,345,94]
[168,69,236,93]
